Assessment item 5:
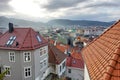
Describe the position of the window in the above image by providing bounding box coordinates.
[68,69,71,73]
[4,66,11,76]
[44,48,46,54]
[24,52,31,62]
[44,60,46,66]
[0,67,1,74]
[40,58,47,70]
[60,66,61,72]
[24,67,32,78]
[9,52,15,62]
[62,62,65,69]
[36,35,41,42]
[40,47,47,56]
[6,36,16,46]
[40,62,43,69]
[40,48,43,56]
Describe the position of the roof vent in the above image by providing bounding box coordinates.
[9,23,14,33]
[16,42,19,47]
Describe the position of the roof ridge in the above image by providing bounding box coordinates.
[19,28,30,49]
[81,20,120,52]
[49,44,59,64]
[30,28,34,49]
[101,43,120,80]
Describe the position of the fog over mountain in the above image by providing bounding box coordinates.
[0,16,115,29]
[0,16,45,28]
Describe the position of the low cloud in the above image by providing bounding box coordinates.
[42,0,87,11]
[0,0,13,12]
[84,2,120,8]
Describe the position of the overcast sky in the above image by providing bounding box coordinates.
[0,0,120,22]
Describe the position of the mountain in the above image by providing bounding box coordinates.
[0,16,115,29]
[47,19,115,27]
[0,16,46,29]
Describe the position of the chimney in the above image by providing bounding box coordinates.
[54,40,57,46]
[9,23,14,33]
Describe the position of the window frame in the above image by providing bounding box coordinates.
[36,35,41,42]
[4,66,11,76]
[40,58,47,70]
[60,66,61,72]
[68,69,71,73]
[9,52,15,62]
[0,67,1,74]
[24,66,32,78]
[6,36,16,46]
[23,52,31,62]
[39,46,47,57]
[62,61,65,69]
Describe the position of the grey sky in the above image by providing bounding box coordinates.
[0,0,120,22]
[42,0,87,11]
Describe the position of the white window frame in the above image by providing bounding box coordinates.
[24,66,32,78]
[40,58,47,70]
[9,52,15,62]
[4,66,11,76]
[23,52,31,62]
[40,46,47,57]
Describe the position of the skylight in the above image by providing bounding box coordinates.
[6,36,16,46]
[36,35,41,42]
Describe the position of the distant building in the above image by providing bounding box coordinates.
[0,23,48,80]
[82,20,120,80]
[66,47,84,80]
[84,27,105,36]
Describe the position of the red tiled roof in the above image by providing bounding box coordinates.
[48,44,67,64]
[66,47,84,69]
[49,39,69,53]
[82,20,120,80]
[56,43,69,53]
[66,56,84,69]
[0,28,47,50]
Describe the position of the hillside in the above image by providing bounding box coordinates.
[47,19,114,27]
[0,16,45,28]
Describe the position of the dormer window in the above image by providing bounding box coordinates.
[36,35,41,42]
[6,36,16,46]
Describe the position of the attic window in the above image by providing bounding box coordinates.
[36,35,41,42]
[6,36,16,46]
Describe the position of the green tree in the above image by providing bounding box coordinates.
[0,69,9,80]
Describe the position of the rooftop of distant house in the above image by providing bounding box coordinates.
[48,43,67,64]
[66,47,84,69]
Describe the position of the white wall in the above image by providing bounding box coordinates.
[56,59,66,77]
[84,64,90,80]
[66,67,84,80]
[34,45,48,80]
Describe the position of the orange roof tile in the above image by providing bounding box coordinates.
[71,47,83,60]
[56,43,69,53]
[49,39,69,53]
[82,20,120,80]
